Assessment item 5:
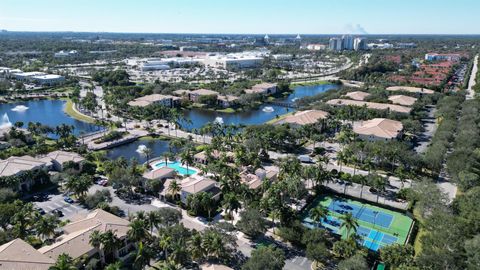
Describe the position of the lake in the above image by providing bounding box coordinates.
[0,99,100,135]
[182,83,338,130]
[105,138,174,163]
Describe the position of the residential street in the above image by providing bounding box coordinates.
[466,54,478,100]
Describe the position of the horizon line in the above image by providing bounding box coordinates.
[2,30,480,36]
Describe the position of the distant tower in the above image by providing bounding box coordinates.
[342,35,354,50]
[295,34,302,42]
[264,34,270,44]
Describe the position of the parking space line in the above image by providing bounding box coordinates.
[291,256,298,263]
[44,206,55,211]
[62,207,73,213]
[52,202,65,208]
[70,204,82,210]
[300,257,307,266]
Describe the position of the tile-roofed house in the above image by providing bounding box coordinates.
[172,89,191,96]
[275,110,329,127]
[142,167,176,181]
[43,150,84,171]
[189,89,219,102]
[0,239,54,270]
[386,86,435,94]
[344,91,371,101]
[240,167,278,190]
[39,209,130,262]
[128,94,180,108]
[217,95,239,108]
[0,156,49,191]
[194,150,234,165]
[388,95,418,106]
[326,99,412,114]
[180,176,220,203]
[244,83,277,95]
[353,118,403,141]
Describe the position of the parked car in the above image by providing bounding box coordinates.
[52,209,63,217]
[63,196,74,203]
[298,155,313,163]
[35,207,46,215]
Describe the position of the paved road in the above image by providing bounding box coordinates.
[414,106,437,153]
[466,55,478,100]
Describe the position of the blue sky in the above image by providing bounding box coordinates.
[0,0,478,34]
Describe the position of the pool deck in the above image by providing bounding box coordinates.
[150,160,199,176]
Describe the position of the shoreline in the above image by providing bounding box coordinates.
[63,99,96,124]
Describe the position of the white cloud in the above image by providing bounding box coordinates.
[343,23,368,34]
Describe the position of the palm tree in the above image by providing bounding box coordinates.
[309,205,328,228]
[157,259,182,270]
[65,175,93,199]
[36,214,59,241]
[180,148,194,175]
[159,234,172,259]
[188,233,205,263]
[146,211,161,234]
[127,219,149,245]
[340,213,359,239]
[89,230,102,250]
[135,210,147,222]
[100,230,122,263]
[202,231,227,261]
[133,241,153,270]
[139,145,153,163]
[222,192,241,220]
[169,239,189,265]
[168,180,181,201]
[105,261,123,270]
[162,151,174,166]
[337,151,347,173]
[359,176,368,199]
[50,253,77,270]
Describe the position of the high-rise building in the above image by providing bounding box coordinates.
[354,38,367,51]
[342,35,354,50]
[329,38,343,51]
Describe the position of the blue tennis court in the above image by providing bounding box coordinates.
[304,214,399,251]
[328,200,393,228]
[302,195,413,252]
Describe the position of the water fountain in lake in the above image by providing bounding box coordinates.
[214,117,224,125]
[262,106,275,113]
[136,144,147,154]
[11,105,29,112]
[0,113,12,129]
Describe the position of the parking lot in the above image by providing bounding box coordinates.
[34,193,89,220]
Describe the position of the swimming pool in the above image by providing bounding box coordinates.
[152,161,197,175]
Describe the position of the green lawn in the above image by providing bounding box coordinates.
[63,99,96,124]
